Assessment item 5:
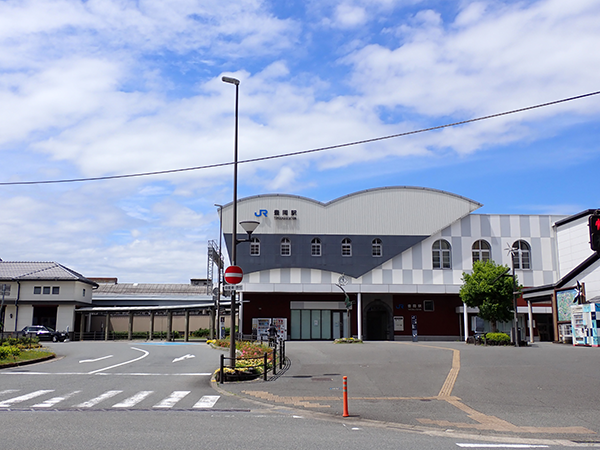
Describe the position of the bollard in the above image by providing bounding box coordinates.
[279,340,283,369]
[342,376,349,417]
[263,353,268,381]
[220,354,224,384]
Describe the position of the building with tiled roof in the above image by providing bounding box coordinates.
[0,261,98,333]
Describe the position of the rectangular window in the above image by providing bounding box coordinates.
[43,286,51,294]
[34,286,41,294]
[52,286,60,295]
[442,252,451,269]
[424,300,434,312]
[83,289,86,297]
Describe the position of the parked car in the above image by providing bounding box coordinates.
[21,325,67,342]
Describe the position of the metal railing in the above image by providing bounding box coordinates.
[218,339,286,384]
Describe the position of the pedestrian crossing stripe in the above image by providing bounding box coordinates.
[0,389,220,410]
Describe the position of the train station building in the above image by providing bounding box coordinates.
[220,186,599,341]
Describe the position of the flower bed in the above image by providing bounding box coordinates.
[334,337,363,344]
[210,339,275,382]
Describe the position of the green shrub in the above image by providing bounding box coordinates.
[2,336,40,349]
[485,332,510,345]
[191,328,211,338]
[0,345,21,360]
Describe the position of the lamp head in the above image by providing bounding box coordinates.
[240,220,260,236]
[222,76,240,85]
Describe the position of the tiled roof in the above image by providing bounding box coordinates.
[0,261,98,286]
[94,283,210,296]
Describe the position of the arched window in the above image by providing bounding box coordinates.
[341,238,352,257]
[432,239,451,269]
[311,238,322,257]
[372,238,382,257]
[250,237,260,256]
[472,240,491,264]
[280,238,291,256]
[512,240,531,269]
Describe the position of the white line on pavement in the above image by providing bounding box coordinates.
[87,347,149,374]
[112,391,154,408]
[0,390,54,408]
[1,372,211,376]
[172,354,195,363]
[193,395,220,408]
[75,390,122,408]
[0,389,19,396]
[32,391,81,408]
[456,445,550,448]
[79,355,113,363]
[153,391,191,408]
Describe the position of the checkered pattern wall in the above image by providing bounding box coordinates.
[244,214,563,292]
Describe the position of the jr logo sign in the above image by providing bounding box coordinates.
[255,209,268,217]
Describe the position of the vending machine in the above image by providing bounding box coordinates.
[251,318,272,341]
[273,318,287,341]
[571,303,600,347]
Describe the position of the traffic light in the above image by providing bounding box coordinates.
[590,213,600,252]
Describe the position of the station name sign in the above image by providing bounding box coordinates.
[254,209,298,221]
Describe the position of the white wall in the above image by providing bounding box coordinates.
[557,217,595,277]
[56,305,76,332]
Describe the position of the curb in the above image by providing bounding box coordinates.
[0,353,56,370]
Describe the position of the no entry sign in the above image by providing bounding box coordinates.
[224,265,244,284]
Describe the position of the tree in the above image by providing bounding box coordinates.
[460,260,518,332]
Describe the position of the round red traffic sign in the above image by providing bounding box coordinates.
[224,265,244,284]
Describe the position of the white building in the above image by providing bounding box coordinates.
[220,187,598,341]
[0,261,98,333]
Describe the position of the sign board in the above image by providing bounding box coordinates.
[224,265,243,285]
[394,316,404,331]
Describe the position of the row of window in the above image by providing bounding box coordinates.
[432,239,531,269]
[33,286,60,295]
[249,236,532,270]
[250,237,383,257]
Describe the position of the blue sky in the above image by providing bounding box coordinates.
[1,0,599,282]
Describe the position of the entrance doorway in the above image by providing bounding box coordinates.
[33,305,58,329]
[366,304,390,340]
[290,309,345,340]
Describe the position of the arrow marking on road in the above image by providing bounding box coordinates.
[79,355,113,363]
[172,354,195,363]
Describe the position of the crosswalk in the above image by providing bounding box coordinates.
[0,389,220,410]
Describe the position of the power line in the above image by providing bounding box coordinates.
[1,90,598,186]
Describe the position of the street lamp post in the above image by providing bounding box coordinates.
[214,204,224,340]
[222,76,241,367]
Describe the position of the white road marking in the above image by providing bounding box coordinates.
[112,391,154,408]
[79,355,113,363]
[193,395,220,408]
[172,354,195,363]
[0,390,54,408]
[153,391,191,408]
[0,389,19,396]
[88,347,149,374]
[32,391,81,408]
[75,390,122,408]
[456,445,549,448]
[1,372,211,376]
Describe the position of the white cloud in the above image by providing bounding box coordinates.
[334,3,368,28]
[342,0,600,154]
[1,0,600,283]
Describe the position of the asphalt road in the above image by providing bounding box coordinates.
[2,339,600,449]
[0,340,242,411]
[217,341,600,444]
